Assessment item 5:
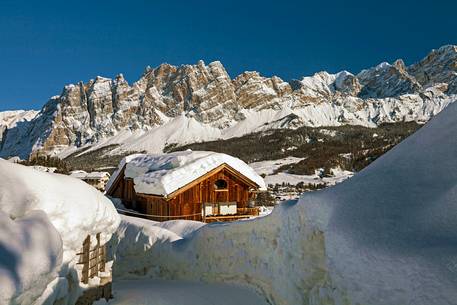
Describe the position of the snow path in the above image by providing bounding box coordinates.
[94,279,269,305]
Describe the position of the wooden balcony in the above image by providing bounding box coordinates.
[117,205,260,223]
[236,207,260,216]
[203,207,260,223]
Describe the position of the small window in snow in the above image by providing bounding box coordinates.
[214,179,228,190]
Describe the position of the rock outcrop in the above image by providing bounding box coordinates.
[357,59,422,98]
[1,45,457,159]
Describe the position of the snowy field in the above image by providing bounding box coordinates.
[249,157,353,187]
[94,279,269,305]
[262,168,353,186]
[248,156,305,176]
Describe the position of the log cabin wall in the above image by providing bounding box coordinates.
[108,165,258,222]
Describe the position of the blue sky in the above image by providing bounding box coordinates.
[0,0,456,111]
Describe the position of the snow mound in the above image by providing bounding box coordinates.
[0,160,121,305]
[111,215,205,278]
[108,150,267,196]
[118,215,205,239]
[0,210,62,305]
[300,94,457,304]
[153,220,206,238]
[107,102,457,305]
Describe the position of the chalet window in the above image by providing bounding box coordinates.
[214,179,228,190]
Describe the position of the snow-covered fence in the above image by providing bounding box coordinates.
[77,233,107,284]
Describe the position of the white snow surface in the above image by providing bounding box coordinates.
[249,158,353,188]
[300,94,457,305]
[0,110,38,129]
[248,156,305,176]
[70,170,110,180]
[0,160,121,305]
[264,168,354,187]
[107,102,457,305]
[94,279,269,305]
[108,150,267,196]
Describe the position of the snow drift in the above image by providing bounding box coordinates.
[109,102,457,304]
[0,160,120,305]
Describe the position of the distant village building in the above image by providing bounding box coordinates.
[70,170,111,191]
[31,165,58,173]
[106,151,267,222]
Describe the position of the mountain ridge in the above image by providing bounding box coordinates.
[1,45,457,159]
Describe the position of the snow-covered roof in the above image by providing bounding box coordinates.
[31,165,57,173]
[70,170,110,180]
[107,150,267,196]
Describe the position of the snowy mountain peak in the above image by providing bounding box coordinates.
[357,58,421,98]
[1,45,457,159]
[408,44,457,92]
[393,58,406,71]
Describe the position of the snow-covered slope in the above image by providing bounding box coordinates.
[0,160,120,305]
[300,95,457,305]
[0,110,38,145]
[0,110,38,128]
[108,101,457,305]
[2,45,457,159]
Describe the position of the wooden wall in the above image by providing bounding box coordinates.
[108,165,258,222]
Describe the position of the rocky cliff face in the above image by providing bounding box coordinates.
[1,45,457,159]
[357,59,422,98]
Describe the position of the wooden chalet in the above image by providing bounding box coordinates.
[106,152,267,222]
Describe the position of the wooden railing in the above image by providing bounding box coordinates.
[77,233,106,284]
[117,206,260,223]
[237,207,260,216]
[204,207,260,223]
[117,208,203,222]
[204,214,252,223]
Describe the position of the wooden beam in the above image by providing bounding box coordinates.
[105,165,126,196]
[135,193,165,199]
[164,163,260,200]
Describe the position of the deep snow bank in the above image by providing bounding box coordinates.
[111,215,205,277]
[111,205,328,305]
[300,96,457,304]
[0,210,62,305]
[0,160,120,305]
[110,102,457,305]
